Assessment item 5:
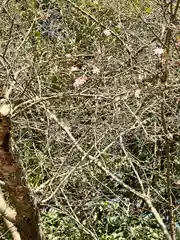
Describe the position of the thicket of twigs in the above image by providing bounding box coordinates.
[0,0,180,239]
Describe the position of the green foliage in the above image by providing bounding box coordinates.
[91,201,164,240]
[41,210,88,240]
[40,203,164,240]
[145,7,152,14]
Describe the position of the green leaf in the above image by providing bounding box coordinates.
[34,31,41,37]
[145,7,152,14]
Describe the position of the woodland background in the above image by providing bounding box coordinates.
[0,0,180,239]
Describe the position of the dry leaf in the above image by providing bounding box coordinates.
[73,76,87,88]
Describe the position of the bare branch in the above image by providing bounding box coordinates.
[0,187,16,223]
[47,110,171,240]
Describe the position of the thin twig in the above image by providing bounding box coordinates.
[66,0,132,56]
[61,189,98,240]
[47,110,171,240]
[161,97,175,240]
[16,18,36,53]
[3,19,14,58]
[159,1,180,238]
[119,135,145,194]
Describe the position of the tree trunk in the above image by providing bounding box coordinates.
[0,116,41,240]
